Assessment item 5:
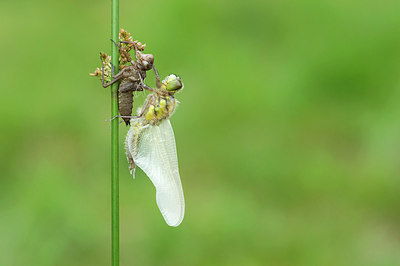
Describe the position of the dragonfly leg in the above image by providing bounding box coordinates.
[138,71,155,92]
[119,115,140,119]
[109,62,127,79]
[106,115,119,122]
[137,94,154,117]
[153,65,161,88]
[120,41,136,45]
[106,115,140,122]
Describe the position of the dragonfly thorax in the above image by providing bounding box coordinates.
[141,94,177,125]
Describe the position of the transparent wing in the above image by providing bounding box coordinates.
[127,119,185,227]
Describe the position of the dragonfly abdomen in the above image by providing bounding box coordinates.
[118,90,134,125]
[118,69,145,125]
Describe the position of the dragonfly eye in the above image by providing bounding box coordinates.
[162,74,183,92]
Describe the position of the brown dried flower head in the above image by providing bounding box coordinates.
[90,52,112,83]
[90,29,150,82]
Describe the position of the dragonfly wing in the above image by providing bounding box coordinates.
[129,119,185,227]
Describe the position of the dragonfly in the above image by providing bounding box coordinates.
[125,69,185,227]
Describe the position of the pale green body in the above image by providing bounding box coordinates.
[142,93,177,125]
[124,74,185,226]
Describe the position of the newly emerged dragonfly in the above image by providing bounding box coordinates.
[125,70,185,227]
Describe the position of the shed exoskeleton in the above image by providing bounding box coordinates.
[101,39,155,125]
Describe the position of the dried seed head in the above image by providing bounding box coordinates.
[89,67,101,77]
[90,52,112,83]
[119,28,135,61]
[133,41,146,51]
[119,29,132,42]
[92,29,152,84]
[100,52,111,62]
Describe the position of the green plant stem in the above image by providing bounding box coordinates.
[110,0,119,265]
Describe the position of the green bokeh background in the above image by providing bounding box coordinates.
[1,0,400,265]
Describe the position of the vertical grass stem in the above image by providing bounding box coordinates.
[110,0,119,265]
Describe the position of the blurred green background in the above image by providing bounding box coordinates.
[1,0,400,265]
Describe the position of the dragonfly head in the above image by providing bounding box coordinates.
[137,52,154,71]
[161,74,183,93]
